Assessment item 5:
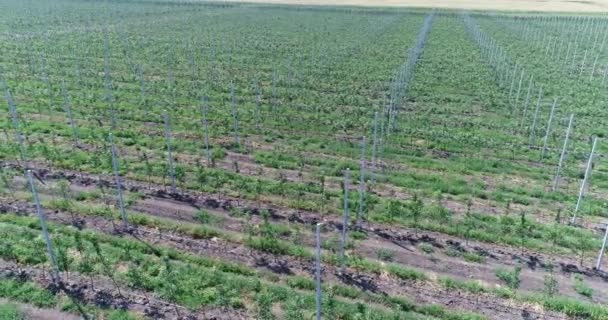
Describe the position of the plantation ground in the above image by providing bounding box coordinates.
[2,0,608,319]
[219,0,608,12]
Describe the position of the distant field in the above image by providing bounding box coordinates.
[221,0,608,12]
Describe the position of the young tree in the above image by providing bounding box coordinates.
[543,265,558,297]
[255,289,275,320]
[55,240,73,281]
[174,165,185,190]
[91,239,121,296]
[285,296,305,320]
[196,165,207,190]
[161,257,182,318]
[519,211,529,255]
[547,225,561,258]
[387,200,404,222]
[577,236,594,267]
[74,234,95,289]
[409,194,424,236]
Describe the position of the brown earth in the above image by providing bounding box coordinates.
[4,161,608,317]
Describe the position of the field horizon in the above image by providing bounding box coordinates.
[216,0,608,12]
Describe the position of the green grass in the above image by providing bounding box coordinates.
[572,274,593,298]
[495,266,522,290]
[0,303,24,320]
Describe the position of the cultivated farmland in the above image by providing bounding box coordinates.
[1,1,608,319]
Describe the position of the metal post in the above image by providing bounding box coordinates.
[254,80,261,131]
[138,64,147,115]
[579,49,588,77]
[315,222,324,320]
[564,42,572,66]
[103,31,116,129]
[529,87,543,146]
[371,112,378,184]
[3,83,27,167]
[272,70,277,116]
[109,133,128,228]
[357,137,366,226]
[508,65,517,102]
[553,114,574,191]
[340,168,350,274]
[514,70,525,110]
[570,45,578,72]
[230,81,239,146]
[163,111,177,193]
[27,170,60,283]
[591,55,599,81]
[596,221,608,270]
[571,137,598,224]
[60,80,78,146]
[520,76,533,127]
[541,97,558,160]
[40,57,53,116]
[200,96,211,164]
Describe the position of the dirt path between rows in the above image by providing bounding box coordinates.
[130,195,606,304]
[0,197,568,320]
[4,162,608,310]
[0,298,81,320]
[12,118,606,233]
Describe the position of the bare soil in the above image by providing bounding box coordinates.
[0,198,567,320]
[4,161,608,317]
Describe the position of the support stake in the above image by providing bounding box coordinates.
[163,111,177,193]
[552,114,574,191]
[571,137,598,224]
[27,170,60,283]
[340,168,350,274]
[109,133,129,229]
